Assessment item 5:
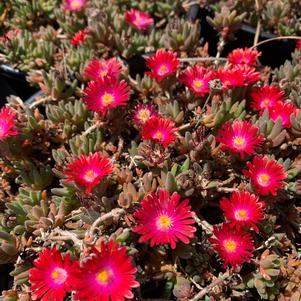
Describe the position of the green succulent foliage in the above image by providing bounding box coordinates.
[0,231,19,264]
[158,101,184,124]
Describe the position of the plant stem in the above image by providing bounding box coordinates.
[251,36,301,50]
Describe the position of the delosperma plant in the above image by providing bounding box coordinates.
[0,1,300,301]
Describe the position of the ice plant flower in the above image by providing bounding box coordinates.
[133,103,156,126]
[83,77,130,116]
[209,223,254,267]
[296,40,301,50]
[250,85,285,111]
[71,28,89,45]
[0,107,18,140]
[233,65,260,85]
[220,190,265,233]
[64,152,113,193]
[65,0,86,11]
[216,67,245,89]
[141,116,178,147]
[228,48,261,65]
[179,66,215,96]
[70,241,139,301]
[216,120,264,158]
[133,189,196,249]
[146,49,179,82]
[84,58,124,81]
[29,247,76,301]
[243,155,287,195]
[268,101,297,128]
[124,9,154,30]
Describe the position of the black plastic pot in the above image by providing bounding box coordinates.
[0,64,38,107]
[0,264,14,294]
[187,5,297,68]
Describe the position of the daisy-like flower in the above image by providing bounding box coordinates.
[84,58,124,81]
[141,116,178,147]
[146,49,179,82]
[124,9,154,31]
[0,107,18,140]
[64,152,113,193]
[228,48,261,66]
[296,40,301,50]
[268,101,297,128]
[83,77,130,116]
[133,103,157,126]
[216,120,264,158]
[133,189,196,249]
[179,66,215,96]
[216,67,245,89]
[243,155,287,195]
[29,247,76,301]
[70,241,139,301]
[233,65,261,85]
[250,85,285,111]
[71,28,89,45]
[209,223,254,267]
[65,0,86,11]
[220,190,265,233]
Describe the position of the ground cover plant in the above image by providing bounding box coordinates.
[0,0,300,300]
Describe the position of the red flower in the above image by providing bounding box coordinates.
[0,107,18,140]
[124,9,154,30]
[296,40,301,50]
[268,101,297,128]
[84,58,124,81]
[133,190,196,249]
[179,66,215,96]
[233,65,260,85]
[146,49,179,82]
[70,241,139,301]
[133,103,157,126]
[29,247,77,301]
[141,116,178,147]
[71,29,89,45]
[220,190,265,233]
[209,223,254,267]
[228,48,261,65]
[216,120,264,158]
[65,0,86,11]
[83,77,130,116]
[216,67,245,89]
[243,155,287,195]
[64,152,113,193]
[250,85,285,111]
[1,28,21,43]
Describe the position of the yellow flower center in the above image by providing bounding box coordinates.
[138,109,150,122]
[51,267,67,284]
[257,173,270,186]
[234,209,249,221]
[156,215,172,230]
[100,70,108,78]
[70,0,82,9]
[96,270,110,284]
[84,169,97,182]
[223,80,231,87]
[102,93,114,106]
[223,239,237,253]
[158,64,168,75]
[233,136,246,149]
[154,130,163,140]
[193,79,203,89]
[263,98,270,106]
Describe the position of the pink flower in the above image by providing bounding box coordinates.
[243,155,287,196]
[124,9,154,30]
[228,48,261,65]
[84,58,124,81]
[70,241,139,301]
[220,190,265,233]
[268,101,297,128]
[71,29,89,45]
[29,247,77,301]
[233,65,261,85]
[133,103,157,126]
[250,85,285,111]
[133,189,196,249]
[209,223,254,267]
[179,66,215,96]
[83,77,130,116]
[65,0,86,11]
[216,67,245,89]
[141,116,178,147]
[0,107,18,140]
[146,50,179,82]
[216,120,264,158]
[64,152,113,193]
